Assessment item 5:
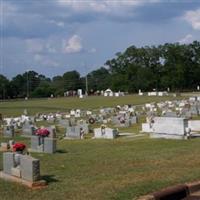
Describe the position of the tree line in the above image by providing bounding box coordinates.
[0,41,200,99]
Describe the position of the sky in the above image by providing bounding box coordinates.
[1,0,200,79]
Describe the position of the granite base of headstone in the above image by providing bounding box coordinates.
[0,152,47,188]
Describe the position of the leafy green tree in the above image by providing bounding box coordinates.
[87,67,111,91]
[31,81,55,98]
[63,71,82,91]
[0,74,10,99]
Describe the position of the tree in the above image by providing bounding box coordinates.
[87,67,111,91]
[0,74,10,99]
[63,71,82,91]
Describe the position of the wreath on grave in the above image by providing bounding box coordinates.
[35,128,50,137]
[13,143,26,152]
[89,117,95,124]
[101,124,107,129]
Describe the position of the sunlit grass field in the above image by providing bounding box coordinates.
[0,95,200,200]
[0,95,183,117]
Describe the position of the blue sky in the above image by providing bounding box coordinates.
[1,0,200,78]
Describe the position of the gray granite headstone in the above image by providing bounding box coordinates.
[66,126,81,139]
[20,155,40,182]
[47,126,56,138]
[3,125,14,137]
[58,119,69,127]
[31,135,56,153]
[22,122,35,136]
[44,138,57,153]
[151,117,188,139]
[31,136,41,151]
[3,152,15,175]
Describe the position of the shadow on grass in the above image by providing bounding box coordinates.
[56,149,68,154]
[42,175,59,184]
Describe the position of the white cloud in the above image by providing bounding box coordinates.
[49,19,65,27]
[184,8,200,30]
[57,0,154,14]
[34,54,59,67]
[34,54,43,62]
[179,34,193,44]
[26,39,44,53]
[46,43,57,53]
[63,35,83,54]
[2,1,18,15]
[88,48,97,53]
[1,1,18,26]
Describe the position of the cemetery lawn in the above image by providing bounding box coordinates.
[1,94,199,200]
[0,137,200,200]
[0,95,183,117]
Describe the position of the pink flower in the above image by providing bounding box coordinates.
[35,128,50,137]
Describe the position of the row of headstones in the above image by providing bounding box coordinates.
[2,124,57,154]
[3,117,119,141]
[144,99,200,119]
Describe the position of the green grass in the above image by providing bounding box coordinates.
[0,95,199,200]
[0,95,183,117]
[1,138,200,200]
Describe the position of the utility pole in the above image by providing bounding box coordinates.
[84,62,88,96]
[26,70,29,98]
[85,74,88,96]
[3,84,5,100]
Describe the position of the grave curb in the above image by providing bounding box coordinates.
[0,147,12,152]
[186,181,200,194]
[0,171,47,189]
[137,181,200,200]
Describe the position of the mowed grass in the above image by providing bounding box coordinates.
[0,95,183,117]
[1,95,200,200]
[0,138,200,200]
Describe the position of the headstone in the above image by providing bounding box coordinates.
[3,152,15,175]
[22,121,35,136]
[77,120,89,134]
[94,127,118,139]
[59,119,69,128]
[3,125,14,137]
[47,126,56,138]
[65,126,81,139]
[20,155,40,182]
[150,117,188,139]
[142,123,153,133]
[188,120,200,132]
[164,112,178,118]
[30,135,56,153]
[44,138,57,153]
[3,152,40,182]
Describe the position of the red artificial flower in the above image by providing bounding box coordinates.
[35,128,50,137]
[13,143,26,152]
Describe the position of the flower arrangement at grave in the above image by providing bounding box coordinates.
[35,128,50,137]
[89,117,95,124]
[118,115,125,124]
[101,124,107,129]
[12,142,26,153]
